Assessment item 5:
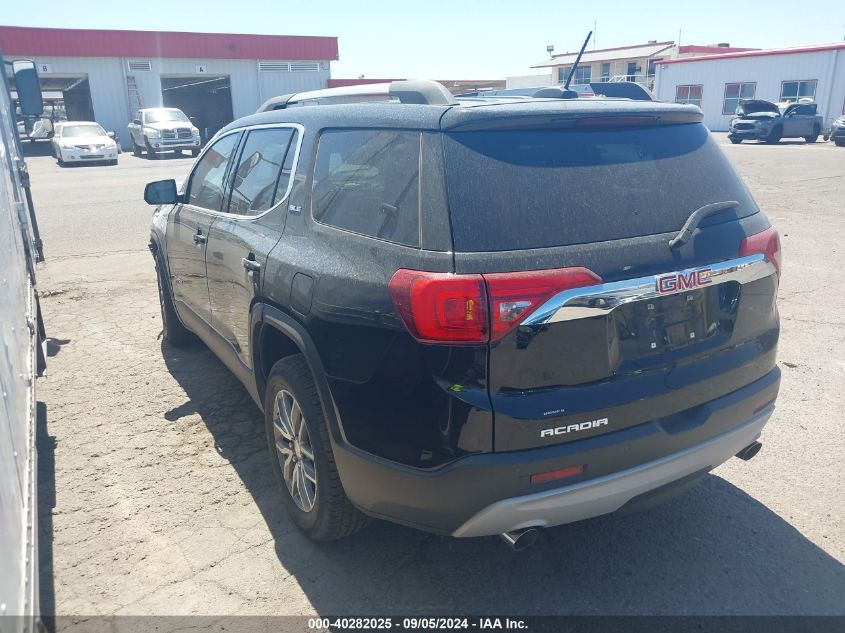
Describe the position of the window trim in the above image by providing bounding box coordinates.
[675,84,703,106]
[184,130,243,213]
[183,122,304,221]
[722,81,757,115]
[571,65,591,85]
[309,127,424,249]
[224,126,298,217]
[779,79,818,102]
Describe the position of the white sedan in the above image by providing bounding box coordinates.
[51,121,119,167]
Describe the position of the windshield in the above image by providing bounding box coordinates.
[62,124,107,138]
[144,110,190,124]
[443,123,758,252]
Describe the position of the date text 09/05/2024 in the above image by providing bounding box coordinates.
[307,617,528,630]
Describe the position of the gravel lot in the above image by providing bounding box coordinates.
[28,137,844,621]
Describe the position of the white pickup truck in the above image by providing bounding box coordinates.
[127,107,201,158]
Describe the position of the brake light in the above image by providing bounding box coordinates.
[388,267,602,344]
[388,270,488,344]
[576,116,657,127]
[484,268,602,341]
[740,226,781,277]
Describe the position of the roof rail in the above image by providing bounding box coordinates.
[256,79,457,112]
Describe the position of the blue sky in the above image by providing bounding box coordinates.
[4,0,843,79]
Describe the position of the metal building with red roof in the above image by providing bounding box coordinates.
[654,42,845,132]
[0,26,339,144]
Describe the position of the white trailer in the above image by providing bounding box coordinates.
[0,57,47,633]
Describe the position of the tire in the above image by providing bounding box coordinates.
[265,355,368,541]
[765,127,782,144]
[805,127,820,143]
[57,155,65,167]
[110,159,118,166]
[836,139,845,147]
[145,140,161,159]
[729,136,742,144]
[132,141,141,157]
[155,255,195,347]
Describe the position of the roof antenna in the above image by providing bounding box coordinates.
[564,30,593,90]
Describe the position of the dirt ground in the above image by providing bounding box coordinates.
[27,136,844,621]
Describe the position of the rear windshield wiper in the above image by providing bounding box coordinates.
[669,200,740,249]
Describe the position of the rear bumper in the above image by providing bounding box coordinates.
[454,407,770,537]
[333,367,779,536]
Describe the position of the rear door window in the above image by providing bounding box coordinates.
[227,127,297,216]
[442,123,758,252]
[312,129,420,247]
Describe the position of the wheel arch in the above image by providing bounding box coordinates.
[251,304,347,445]
[148,234,169,277]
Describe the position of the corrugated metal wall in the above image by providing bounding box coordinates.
[16,55,330,145]
[655,49,845,131]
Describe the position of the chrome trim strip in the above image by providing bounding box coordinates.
[524,254,775,325]
[183,122,305,223]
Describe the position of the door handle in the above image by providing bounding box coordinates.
[242,258,261,272]
[193,232,206,244]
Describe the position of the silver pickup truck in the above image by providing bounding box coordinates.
[127,107,201,158]
[728,99,824,144]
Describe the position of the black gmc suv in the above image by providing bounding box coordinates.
[145,80,781,548]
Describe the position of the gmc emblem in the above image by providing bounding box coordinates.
[656,268,712,294]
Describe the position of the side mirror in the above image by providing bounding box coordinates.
[133,118,142,126]
[107,131,116,139]
[12,60,43,117]
[144,179,181,205]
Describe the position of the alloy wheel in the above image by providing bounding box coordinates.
[272,389,317,512]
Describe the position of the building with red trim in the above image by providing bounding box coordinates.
[0,26,338,144]
[654,42,845,132]
[515,40,755,91]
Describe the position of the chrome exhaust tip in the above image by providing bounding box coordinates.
[500,527,540,551]
[736,441,762,461]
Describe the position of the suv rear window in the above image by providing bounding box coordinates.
[312,129,420,247]
[442,123,757,252]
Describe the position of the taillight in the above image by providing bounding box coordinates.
[484,268,602,341]
[388,267,602,344]
[740,226,781,277]
[388,270,488,344]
